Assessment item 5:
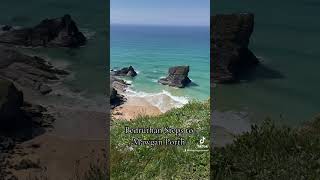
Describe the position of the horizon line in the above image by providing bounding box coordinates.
[110,23,209,27]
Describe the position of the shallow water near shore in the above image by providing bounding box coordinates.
[111,24,210,109]
[213,0,320,126]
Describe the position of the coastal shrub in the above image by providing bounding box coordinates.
[211,116,320,180]
[110,101,210,180]
[82,163,108,180]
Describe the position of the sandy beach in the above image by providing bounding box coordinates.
[5,89,108,179]
[112,96,162,120]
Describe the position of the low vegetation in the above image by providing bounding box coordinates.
[111,101,210,179]
[212,116,320,179]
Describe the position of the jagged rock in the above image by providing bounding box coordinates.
[110,88,121,109]
[211,13,259,83]
[110,75,127,108]
[158,66,191,88]
[111,66,137,77]
[0,47,68,95]
[1,25,12,31]
[21,103,46,119]
[110,75,128,93]
[0,14,86,47]
[14,159,41,170]
[38,84,52,95]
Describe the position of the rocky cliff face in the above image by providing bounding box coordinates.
[211,13,259,83]
[158,66,191,88]
[0,47,68,95]
[0,14,86,47]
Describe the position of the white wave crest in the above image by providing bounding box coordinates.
[125,89,188,113]
[123,79,132,85]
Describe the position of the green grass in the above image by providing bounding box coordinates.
[211,116,320,180]
[111,101,210,180]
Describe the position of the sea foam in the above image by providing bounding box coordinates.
[125,89,188,113]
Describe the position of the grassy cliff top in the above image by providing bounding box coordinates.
[111,101,210,179]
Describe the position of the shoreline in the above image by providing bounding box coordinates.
[111,73,191,120]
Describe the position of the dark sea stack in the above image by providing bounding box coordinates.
[158,66,191,88]
[0,47,68,95]
[211,13,259,83]
[0,14,86,47]
[111,66,137,77]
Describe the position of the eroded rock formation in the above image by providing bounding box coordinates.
[211,13,259,83]
[0,14,86,47]
[0,47,68,95]
[158,66,191,88]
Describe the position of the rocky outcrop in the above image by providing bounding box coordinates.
[110,75,127,109]
[0,47,68,95]
[110,88,121,109]
[211,13,259,83]
[0,14,86,47]
[110,75,128,93]
[158,66,191,88]
[111,66,137,77]
[0,78,54,131]
[0,78,24,129]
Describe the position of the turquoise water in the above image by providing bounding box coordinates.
[0,0,108,103]
[212,1,320,126]
[111,25,210,103]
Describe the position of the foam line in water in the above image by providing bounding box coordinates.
[123,79,132,85]
[125,89,188,113]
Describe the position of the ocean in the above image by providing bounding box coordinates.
[111,24,210,110]
[0,0,108,109]
[212,0,320,126]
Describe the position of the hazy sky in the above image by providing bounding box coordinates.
[111,0,209,26]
